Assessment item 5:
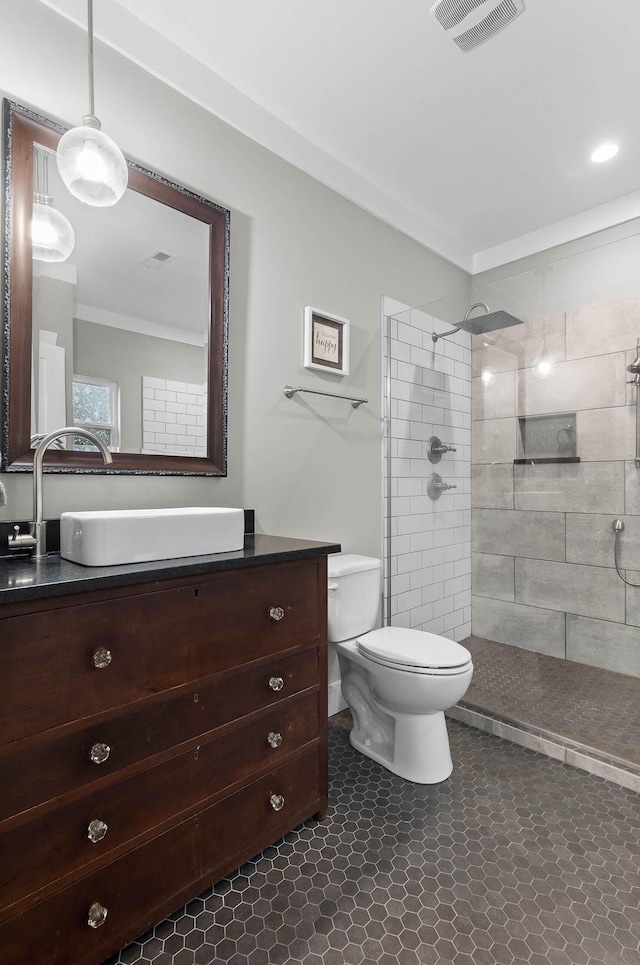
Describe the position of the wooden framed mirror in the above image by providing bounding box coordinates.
[1,99,229,475]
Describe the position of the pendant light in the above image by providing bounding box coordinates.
[56,0,128,207]
[32,147,75,263]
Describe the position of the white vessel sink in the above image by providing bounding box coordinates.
[60,507,245,566]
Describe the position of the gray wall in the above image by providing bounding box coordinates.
[0,0,470,570]
[471,233,640,678]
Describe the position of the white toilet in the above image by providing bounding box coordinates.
[328,554,473,784]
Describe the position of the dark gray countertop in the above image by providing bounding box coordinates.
[0,534,341,605]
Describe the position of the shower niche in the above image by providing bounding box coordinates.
[515,413,579,464]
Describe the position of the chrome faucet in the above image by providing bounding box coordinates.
[8,426,113,558]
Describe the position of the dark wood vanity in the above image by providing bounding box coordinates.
[0,537,337,965]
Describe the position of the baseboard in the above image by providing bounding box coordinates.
[328,679,347,717]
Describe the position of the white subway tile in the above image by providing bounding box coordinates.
[143,376,165,390]
[410,604,435,627]
[397,322,424,347]
[396,361,423,383]
[410,567,435,590]
[397,552,424,574]
[391,497,413,517]
[397,477,423,497]
[422,583,445,605]
[391,340,412,363]
[410,531,435,553]
[396,589,424,613]
[397,439,423,459]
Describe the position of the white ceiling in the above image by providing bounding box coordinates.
[40,0,640,273]
[38,145,210,338]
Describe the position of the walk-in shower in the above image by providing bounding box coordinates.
[431,301,524,343]
[384,229,640,790]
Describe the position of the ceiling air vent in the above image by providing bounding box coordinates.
[429,0,525,51]
[140,249,177,270]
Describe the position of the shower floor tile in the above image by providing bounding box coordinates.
[105,715,640,965]
[460,635,640,771]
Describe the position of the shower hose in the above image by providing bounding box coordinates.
[612,518,640,587]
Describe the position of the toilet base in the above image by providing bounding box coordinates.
[349,707,453,784]
[340,661,456,784]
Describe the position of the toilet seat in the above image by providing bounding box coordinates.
[356,626,472,676]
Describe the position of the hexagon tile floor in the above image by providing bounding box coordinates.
[105,715,640,965]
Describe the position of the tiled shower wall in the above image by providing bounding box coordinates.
[471,292,640,678]
[142,376,207,456]
[384,306,471,642]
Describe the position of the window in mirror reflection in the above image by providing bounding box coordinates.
[72,376,120,450]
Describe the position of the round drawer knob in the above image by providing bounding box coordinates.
[267,731,283,748]
[270,793,285,812]
[92,647,112,669]
[269,606,285,622]
[87,902,108,929]
[268,676,284,692]
[90,742,111,765]
[87,819,109,844]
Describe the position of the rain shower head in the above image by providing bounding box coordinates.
[432,302,524,343]
[458,308,523,335]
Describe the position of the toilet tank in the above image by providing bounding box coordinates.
[327,554,382,642]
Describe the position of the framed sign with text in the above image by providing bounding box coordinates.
[303,307,350,376]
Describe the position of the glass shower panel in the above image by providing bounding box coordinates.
[470,218,640,679]
[383,295,472,642]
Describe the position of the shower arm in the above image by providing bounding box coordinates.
[432,324,462,343]
[431,303,489,343]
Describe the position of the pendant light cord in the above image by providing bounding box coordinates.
[87,0,95,118]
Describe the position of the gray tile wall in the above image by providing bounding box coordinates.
[471,292,640,678]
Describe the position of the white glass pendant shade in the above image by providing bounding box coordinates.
[32,198,75,262]
[56,119,127,207]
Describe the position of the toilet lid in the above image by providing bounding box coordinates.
[327,554,382,578]
[356,627,472,670]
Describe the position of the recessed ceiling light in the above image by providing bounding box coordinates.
[591,143,619,163]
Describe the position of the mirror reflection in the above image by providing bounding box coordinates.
[32,143,210,457]
[2,100,229,476]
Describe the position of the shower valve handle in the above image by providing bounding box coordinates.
[427,436,457,464]
[427,473,458,500]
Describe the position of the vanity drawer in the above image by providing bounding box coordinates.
[0,648,319,821]
[0,691,319,918]
[0,749,321,965]
[0,558,322,746]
